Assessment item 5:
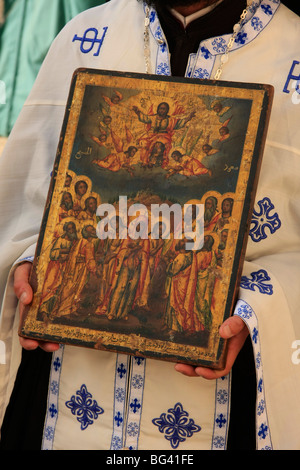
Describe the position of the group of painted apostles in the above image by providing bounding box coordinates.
[39,170,234,337]
[38,92,236,333]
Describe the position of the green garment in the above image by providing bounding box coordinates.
[0,0,106,136]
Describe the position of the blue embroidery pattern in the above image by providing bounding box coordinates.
[235,32,248,45]
[252,327,258,344]
[257,399,266,416]
[193,68,210,79]
[134,357,145,366]
[127,422,139,437]
[211,37,227,53]
[236,302,253,320]
[132,374,144,389]
[249,197,281,242]
[152,402,201,449]
[42,345,64,450]
[53,356,62,372]
[258,422,269,440]
[157,62,171,75]
[114,411,123,427]
[149,11,156,23]
[115,387,125,403]
[212,374,230,449]
[215,413,227,429]
[251,16,263,31]
[130,398,141,414]
[111,354,130,450]
[200,46,212,60]
[111,436,122,450]
[149,0,279,80]
[216,388,229,405]
[123,356,146,450]
[240,269,273,295]
[72,27,108,56]
[65,384,104,430]
[117,362,127,379]
[17,256,34,264]
[234,300,273,450]
[49,403,58,419]
[261,3,273,15]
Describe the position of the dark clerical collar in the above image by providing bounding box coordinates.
[156,0,247,77]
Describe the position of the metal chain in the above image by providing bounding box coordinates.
[213,7,250,80]
[144,7,151,74]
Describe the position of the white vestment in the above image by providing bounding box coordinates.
[0,0,300,450]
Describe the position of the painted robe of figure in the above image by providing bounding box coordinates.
[38,224,77,317]
[105,238,143,320]
[133,102,195,167]
[53,226,97,318]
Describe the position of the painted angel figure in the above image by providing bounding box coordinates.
[166,149,212,178]
[92,125,137,176]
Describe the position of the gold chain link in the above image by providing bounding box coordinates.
[213,4,253,80]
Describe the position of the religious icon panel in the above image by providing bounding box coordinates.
[20,69,273,368]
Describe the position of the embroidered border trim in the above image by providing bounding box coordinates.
[110,354,130,450]
[234,300,273,450]
[212,373,231,449]
[41,345,65,450]
[123,357,146,450]
[14,255,34,265]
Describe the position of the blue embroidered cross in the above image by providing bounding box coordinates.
[160,43,167,53]
[134,357,145,366]
[53,357,61,372]
[252,327,258,344]
[152,402,201,449]
[250,197,281,242]
[240,269,273,295]
[114,411,123,427]
[65,384,104,431]
[216,414,227,429]
[149,11,156,23]
[117,363,127,379]
[130,399,141,414]
[48,404,58,419]
[235,32,248,45]
[258,423,268,440]
[200,46,212,59]
[72,27,108,56]
[261,4,273,15]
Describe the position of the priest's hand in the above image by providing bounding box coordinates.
[14,262,60,353]
[174,316,248,379]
